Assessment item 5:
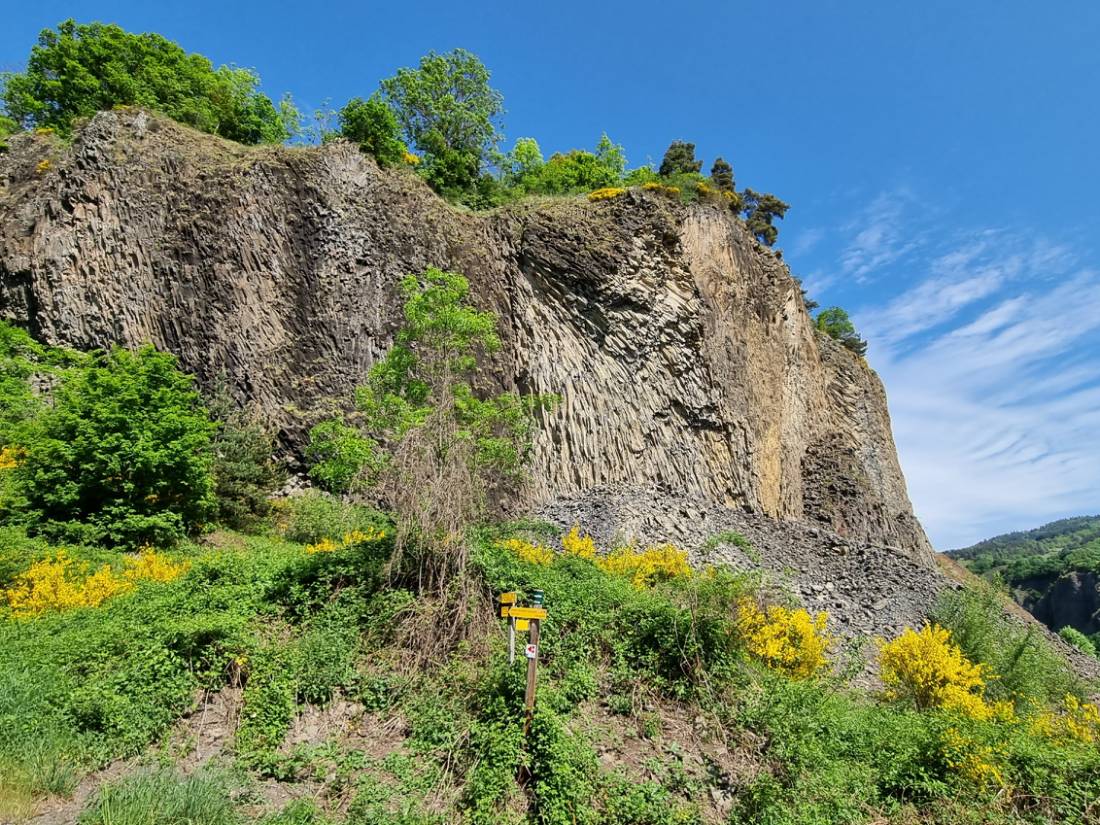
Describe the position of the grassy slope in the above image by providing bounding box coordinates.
[2,515,1099,825]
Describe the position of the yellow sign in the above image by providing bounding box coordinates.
[500,605,548,620]
[515,618,530,632]
[499,591,517,605]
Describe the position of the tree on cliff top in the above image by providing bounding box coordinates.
[379,49,504,193]
[742,188,790,246]
[308,268,552,600]
[659,140,702,176]
[815,307,868,356]
[0,19,298,143]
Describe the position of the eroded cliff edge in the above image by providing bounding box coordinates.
[0,110,934,565]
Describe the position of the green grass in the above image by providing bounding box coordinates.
[2,518,1099,824]
[77,766,239,825]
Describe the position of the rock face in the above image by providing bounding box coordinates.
[0,110,933,565]
[1024,571,1100,636]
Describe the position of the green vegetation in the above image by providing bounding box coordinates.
[78,767,240,825]
[0,20,297,142]
[948,515,1100,583]
[814,307,868,356]
[949,516,1100,646]
[4,342,216,548]
[338,95,408,167]
[0,322,279,548]
[659,140,702,176]
[378,49,504,195]
[308,268,552,594]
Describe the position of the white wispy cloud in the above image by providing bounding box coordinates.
[858,235,1100,549]
[839,190,923,281]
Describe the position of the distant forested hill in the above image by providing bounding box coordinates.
[947,515,1100,583]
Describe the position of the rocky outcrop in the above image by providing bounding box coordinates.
[1023,571,1100,636]
[0,110,934,565]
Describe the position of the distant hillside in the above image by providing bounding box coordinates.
[947,515,1100,581]
[949,516,1100,639]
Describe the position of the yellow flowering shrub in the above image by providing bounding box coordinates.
[597,544,692,589]
[2,547,186,618]
[35,159,52,174]
[941,728,1006,788]
[403,151,421,165]
[305,527,387,554]
[735,599,831,679]
[1031,694,1100,744]
[305,538,340,555]
[642,181,681,198]
[561,525,596,560]
[499,537,554,566]
[878,624,992,717]
[587,187,625,202]
[122,548,189,583]
[0,446,23,470]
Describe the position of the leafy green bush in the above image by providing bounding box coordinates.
[275,490,384,545]
[932,585,1082,707]
[9,345,215,548]
[339,95,408,167]
[1058,625,1097,657]
[77,766,240,825]
[2,19,297,143]
[208,388,282,531]
[502,134,627,196]
[814,307,868,356]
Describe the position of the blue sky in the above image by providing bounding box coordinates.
[3,1,1098,548]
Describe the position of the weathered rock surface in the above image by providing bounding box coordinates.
[0,110,932,564]
[1024,571,1100,636]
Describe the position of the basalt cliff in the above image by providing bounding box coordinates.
[0,110,933,569]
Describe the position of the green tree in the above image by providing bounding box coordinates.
[379,49,504,192]
[207,384,282,531]
[504,137,544,184]
[0,115,17,152]
[512,134,627,195]
[0,20,296,143]
[308,267,551,593]
[710,157,734,192]
[10,345,216,547]
[338,95,407,166]
[659,140,702,176]
[814,307,868,356]
[741,189,790,246]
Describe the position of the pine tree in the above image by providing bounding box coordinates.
[742,189,790,246]
[710,157,734,192]
[659,140,702,176]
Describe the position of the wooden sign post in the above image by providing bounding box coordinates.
[499,590,546,734]
[523,617,540,734]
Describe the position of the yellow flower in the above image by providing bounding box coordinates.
[499,537,554,566]
[735,599,831,679]
[561,525,597,560]
[587,187,625,202]
[0,549,182,618]
[941,727,1006,788]
[122,548,189,583]
[878,625,991,718]
[305,537,340,555]
[0,446,23,470]
[597,544,692,589]
[35,159,52,174]
[1032,694,1100,744]
[403,151,421,165]
[641,181,681,198]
